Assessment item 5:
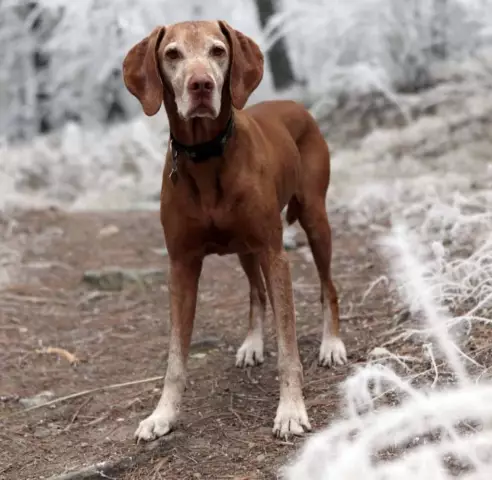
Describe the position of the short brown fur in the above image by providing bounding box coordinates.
[123,20,347,442]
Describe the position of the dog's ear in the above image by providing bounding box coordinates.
[218,21,264,110]
[123,26,166,116]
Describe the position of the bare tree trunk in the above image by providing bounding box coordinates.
[26,2,52,133]
[254,0,296,91]
[431,0,448,60]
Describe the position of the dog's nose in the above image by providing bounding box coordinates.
[188,74,214,94]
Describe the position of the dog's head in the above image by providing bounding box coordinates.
[123,21,264,120]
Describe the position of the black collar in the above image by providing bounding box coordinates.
[170,115,234,164]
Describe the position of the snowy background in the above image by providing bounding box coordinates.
[1,1,492,478]
[1,0,491,212]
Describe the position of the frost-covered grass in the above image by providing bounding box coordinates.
[328,79,492,324]
[0,115,167,211]
[282,224,492,480]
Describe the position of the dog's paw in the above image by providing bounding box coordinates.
[134,407,177,443]
[236,334,264,367]
[273,399,311,439]
[319,336,347,367]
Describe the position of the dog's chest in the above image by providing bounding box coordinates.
[165,164,268,255]
[199,204,262,255]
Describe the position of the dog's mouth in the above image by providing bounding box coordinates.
[188,95,217,119]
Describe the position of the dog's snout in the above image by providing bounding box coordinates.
[188,74,214,94]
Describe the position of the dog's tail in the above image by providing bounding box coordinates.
[285,196,301,225]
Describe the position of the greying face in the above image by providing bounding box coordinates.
[158,22,230,120]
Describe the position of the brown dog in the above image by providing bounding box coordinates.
[123,20,347,442]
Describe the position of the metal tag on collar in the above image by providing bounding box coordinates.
[170,142,179,185]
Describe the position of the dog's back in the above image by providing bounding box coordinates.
[245,100,332,213]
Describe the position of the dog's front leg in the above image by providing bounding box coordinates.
[134,256,203,442]
[260,248,311,438]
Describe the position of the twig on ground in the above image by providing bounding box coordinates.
[452,342,484,368]
[36,346,80,366]
[246,368,267,394]
[1,292,68,305]
[64,397,93,431]
[361,275,389,304]
[0,376,164,421]
[47,461,124,480]
[229,393,246,427]
[47,433,181,480]
[423,343,440,388]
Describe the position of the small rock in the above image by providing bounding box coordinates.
[282,225,307,251]
[394,308,411,325]
[20,390,55,409]
[1,394,19,403]
[256,454,266,462]
[190,337,220,353]
[33,427,53,439]
[78,291,107,306]
[152,247,169,256]
[298,246,313,262]
[98,224,119,238]
[283,227,298,250]
[82,267,165,291]
[190,353,207,359]
[369,347,391,358]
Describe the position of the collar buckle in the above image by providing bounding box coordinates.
[169,141,179,185]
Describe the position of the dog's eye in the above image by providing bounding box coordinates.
[165,48,181,60]
[210,46,226,58]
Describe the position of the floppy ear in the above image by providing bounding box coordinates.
[122,26,166,116]
[218,21,264,110]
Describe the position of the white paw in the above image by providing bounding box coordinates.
[134,407,177,443]
[236,334,264,367]
[319,336,347,367]
[273,399,311,439]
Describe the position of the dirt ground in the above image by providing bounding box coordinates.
[0,208,486,480]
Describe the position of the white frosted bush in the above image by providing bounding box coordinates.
[282,225,492,480]
[269,0,492,116]
[0,116,167,211]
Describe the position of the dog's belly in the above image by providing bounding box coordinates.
[202,235,251,256]
[201,223,261,256]
[204,242,239,255]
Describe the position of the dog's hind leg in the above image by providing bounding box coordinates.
[236,253,267,367]
[298,200,347,367]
